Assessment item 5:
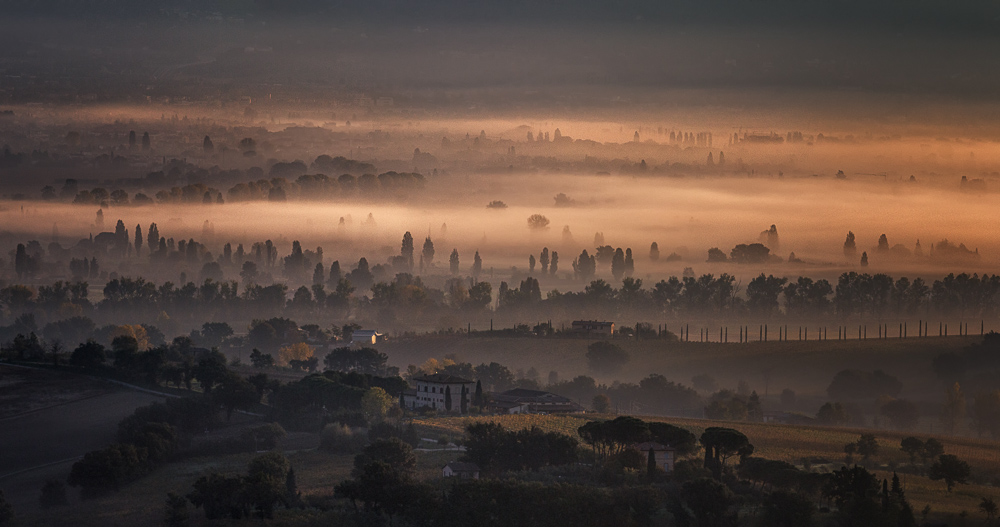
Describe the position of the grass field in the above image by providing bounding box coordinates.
[9,439,463,527]
[412,412,1000,518]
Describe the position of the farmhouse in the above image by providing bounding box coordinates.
[487,388,585,414]
[442,462,480,479]
[762,411,814,425]
[634,442,676,473]
[571,320,615,336]
[351,329,386,345]
[403,373,475,412]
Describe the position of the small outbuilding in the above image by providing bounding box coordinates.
[351,329,386,345]
[634,442,676,473]
[442,461,480,479]
[571,320,615,336]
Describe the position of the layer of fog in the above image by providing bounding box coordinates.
[3,169,996,287]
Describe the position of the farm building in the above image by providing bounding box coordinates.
[351,329,386,345]
[442,461,480,479]
[634,442,676,473]
[571,320,615,336]
[487,388,585,414]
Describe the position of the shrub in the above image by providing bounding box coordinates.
[67,443,149,498]
[241,423,287,451]
[585,341,630,374]
[368,421,420,448]
[319,424,367,454]
[39,479,68,509]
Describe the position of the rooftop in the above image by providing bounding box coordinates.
[494,388,574,403]
[634,441,676,452]
[413,373,474,384]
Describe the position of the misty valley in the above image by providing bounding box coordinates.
[3,4,1000,527]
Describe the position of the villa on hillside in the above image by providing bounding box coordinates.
[402,373,475,412]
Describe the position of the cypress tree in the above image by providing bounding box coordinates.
[473,380,484,408]
[286,467,300,508]
[445,386,453,412]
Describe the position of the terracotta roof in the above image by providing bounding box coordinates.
[494,389,573,404]
[413,373,474,384]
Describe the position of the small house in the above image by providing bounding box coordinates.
[487,388,585,414]
[571,320,615,336]
[351,329,386,345]
[442,461,480,479]
[634,442,676,473]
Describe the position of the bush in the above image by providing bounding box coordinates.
[241,423,287,451]
[368,421,420,448]
[164,492,189,527]
[672,458,712,483]
[326,411,368,429]
[0,490,12,524]
[68,443,149,498]
[616,448,645,471]
[585,341,630,374]
[39,479,68,509]
[319,424,367,454]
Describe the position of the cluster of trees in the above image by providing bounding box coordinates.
[704,389,763,422]
[933,332,1000,395]
[8,219,1000,343]
[578,417,698,463]
[226,171,424,202]
[67,397,217,497]
[707,242,778,264]
[570,246,634,281]
[324,443,929,527]
[38,153,418,206]
[269,371,407,431]
[462,422,579,474]
[184,452,299,520]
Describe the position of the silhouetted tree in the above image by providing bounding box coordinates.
[422,237,435,267]
[844,231,857,258]
[928,454,970,492]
